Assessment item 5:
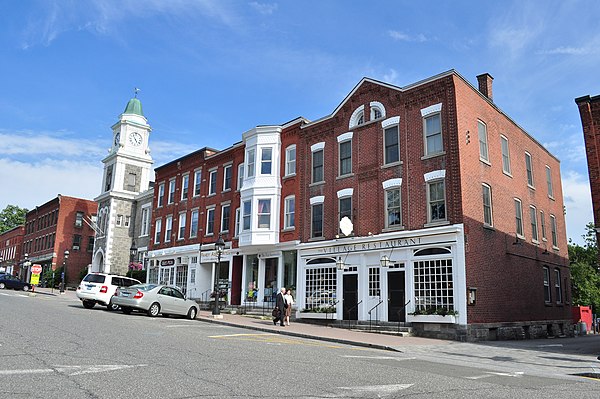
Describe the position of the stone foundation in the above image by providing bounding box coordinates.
[411,319,574,341]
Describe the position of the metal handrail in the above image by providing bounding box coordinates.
[346,300,362,329]
[200,289,211,303]
[368,300,384,331]
[397,300,411,333]
[327,300,340,322]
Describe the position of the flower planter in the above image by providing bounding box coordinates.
[299,312,336,319]
[408,314,456,323]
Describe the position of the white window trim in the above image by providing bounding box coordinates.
[530,205,539,243]
[381,116,400,129]
[311,142,325,152]
[337,188,354,198]
[193,169,202,197]
[284,195,295,229]
[223,164,232,192]
[165,216,173,242]
[168,179,176,204]
[500,135,512,176]
[424,170,446,182]
[237,164,244,191]
[482,183,493,227]
[178,212,186,240]
[181,174,189,201]
[206,207,216,236]
[221,204,230,233]
[337,131,353,143]
[208,169,218,195]
[382,178,402,190]
[349,105,365,128]
[310,196,325,205]
[260,147,273,175]
[285,145,296,177]
[338,137,352,176]
[525,152,535,188]
[370,101,386,120]
[190,209,199,238]
[478,120,489,163]
[420,103,442,117]
[545,165,554,199]
[515,198,524,238]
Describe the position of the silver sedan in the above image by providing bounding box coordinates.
[112,284,198,319]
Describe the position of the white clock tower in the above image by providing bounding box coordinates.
[92,95,154,275]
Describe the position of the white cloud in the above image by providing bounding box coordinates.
[388,30,428,43]
[537,46,594,56]
[0,131,105,160]
[382,69,399,85]
[249,2,278,15]
[561,170,593,245]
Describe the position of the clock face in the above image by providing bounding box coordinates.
[114,132,120,146]
[129,132,142,146]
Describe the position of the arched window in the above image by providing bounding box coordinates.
[349,105,365,128]
[414,247,451,256]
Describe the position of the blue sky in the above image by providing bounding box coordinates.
[0,0,598,245]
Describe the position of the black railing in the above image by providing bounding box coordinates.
[327,300,340,323]
[368,300,384,331]
[346,300,362,329]
[397,300,411,333]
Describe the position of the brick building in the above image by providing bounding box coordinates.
[0,225,25,276]
[22,195,97,287]
[575,94,600,251]
[145,69,570,340]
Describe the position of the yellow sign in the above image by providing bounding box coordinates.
[30,273,40,285]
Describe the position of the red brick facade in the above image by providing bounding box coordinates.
[0,225,25,276]
[23,195,97,287]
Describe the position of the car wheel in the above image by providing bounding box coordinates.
[188,307,197,320]
[106,301,119,311]
[147,302,160,317]
[121,307,132,314]
[82,300,95,309]
[0,283,5,289]
[22,285,30,292]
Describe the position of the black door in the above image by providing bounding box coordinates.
[343,274,358,320]
[388,271,406,322]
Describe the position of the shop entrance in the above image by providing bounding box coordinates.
[387,271,406,322]
[263,258,278,303]
[160,266,174,286]
[342,274,358,320]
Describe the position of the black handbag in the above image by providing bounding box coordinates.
[272,307,280,317]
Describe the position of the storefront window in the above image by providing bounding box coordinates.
[245,255,259,302]
[283,250,297,292]
[263,258,278,302]
[414,258,454,312]
[148,262,159,284]
[305,264,336,311]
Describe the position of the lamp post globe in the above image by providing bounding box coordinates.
[212,234,226,316]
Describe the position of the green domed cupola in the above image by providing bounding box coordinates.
[123,97,143,116]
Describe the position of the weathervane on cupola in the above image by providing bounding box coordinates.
[134,87,140,98]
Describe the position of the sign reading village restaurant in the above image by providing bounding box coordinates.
[308,237,424,258]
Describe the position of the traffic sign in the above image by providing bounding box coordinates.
[31,264,42,274]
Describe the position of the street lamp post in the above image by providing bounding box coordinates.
[212,234,226,316]
[129,242,138,277]
[23,253,31,282]
[60,250,70,294]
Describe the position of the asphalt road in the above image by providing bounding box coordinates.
[0,289,599,398]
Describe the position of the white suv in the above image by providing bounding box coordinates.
[76,273,141,310]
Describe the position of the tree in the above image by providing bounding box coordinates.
[568,222,600,310]
[0,205,28,234]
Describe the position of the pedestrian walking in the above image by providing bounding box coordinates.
[284,289,294,326]
[272,287,286,326]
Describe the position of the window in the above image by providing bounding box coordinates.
[168,180,175,204]
[75,212,84,228]
[261,148,272,175]
[221,204,230,233]
[206,208,215,235]
[339,139,352,176]
[428,180,446,222]
[501,135,511,174]
[285,145,296,176]
[247,149,255,178]
[157,183,165,207]
[385,188,402,228]
[554,269,562,303]
[543,267,551,303]
[257,199,271,228]
[124,216,131,228]
[482,184,493,227]
[190,210,199,238]
[234,208,241,236]
[312,149,324,183]
[414,258,454,312]
[530,206,539,242]
[478,120,489,162]
[284,196,295,229]
[311,203,324,238]
[193,170,202,197]
[116,215,123,227]
[384,125,399,164]
[515,199,524,237]
[525,152,534,187]
[165,216,172,242]
[87,236,94,251]
[550,214,558,248]
[541,211,546,240]
[339,197,352,227]
[127,172,136,191]
[154,219,161,243]
[546,166,554,198]
[208,170,217,195]
[304,265,336,311]
[369,267,380,296]
[178,213,186,240]
[105,165,113,192]
[223,165,232,191]
[243,201,251,230]
[424,113,442,155]
[73,234,81,250]
[141,207,150,236]
[181,174,189,200]
[237,164,244,190]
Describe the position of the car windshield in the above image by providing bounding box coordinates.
[129,284,158,292]
[83,274,106,283]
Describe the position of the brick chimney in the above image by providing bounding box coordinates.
[476,73,494,101]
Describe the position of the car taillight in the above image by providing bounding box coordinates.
[133,290,143,299]
[100,286,108,293]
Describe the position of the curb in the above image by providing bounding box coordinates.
[196,316,401,353]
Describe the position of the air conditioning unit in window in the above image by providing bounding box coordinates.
[72,245,80,250]
[177,256,189,265]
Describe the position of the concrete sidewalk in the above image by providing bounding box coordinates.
[195,309,450,352]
